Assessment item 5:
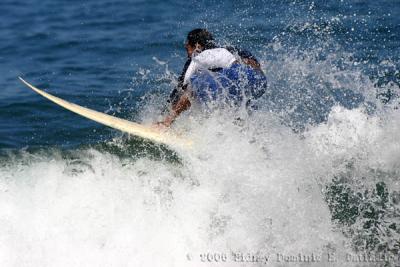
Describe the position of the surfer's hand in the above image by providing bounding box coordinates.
[152,108,180,130]
[152,117,173,130]
[152,122,167,130]
[153,94,189,131]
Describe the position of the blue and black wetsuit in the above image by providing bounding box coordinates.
[168,47,267,109]
[190,63,267,109]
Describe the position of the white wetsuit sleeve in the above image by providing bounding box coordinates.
[183,60,199,86]
[183,48,236,85]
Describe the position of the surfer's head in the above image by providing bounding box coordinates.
[185,29,216,57]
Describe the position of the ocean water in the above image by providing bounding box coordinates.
[0,0,399,266]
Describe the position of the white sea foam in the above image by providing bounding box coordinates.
[2,101,399,266]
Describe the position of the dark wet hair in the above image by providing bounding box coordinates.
[186,29,216,50]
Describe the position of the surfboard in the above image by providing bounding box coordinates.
[19,77,192,148]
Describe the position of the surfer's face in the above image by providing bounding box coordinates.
[185,42,203,58]
[185,42,195,57]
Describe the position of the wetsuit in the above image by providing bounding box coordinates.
[190,63,267,108]
[168,47,267,108]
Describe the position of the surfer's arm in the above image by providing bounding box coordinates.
[168,58,191,105]
[159,92,191,127]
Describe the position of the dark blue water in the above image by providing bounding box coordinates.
[0,1,399,266]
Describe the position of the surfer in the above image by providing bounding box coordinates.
[158,29,267,127]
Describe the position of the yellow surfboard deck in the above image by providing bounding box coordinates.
[19,78,192,148]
